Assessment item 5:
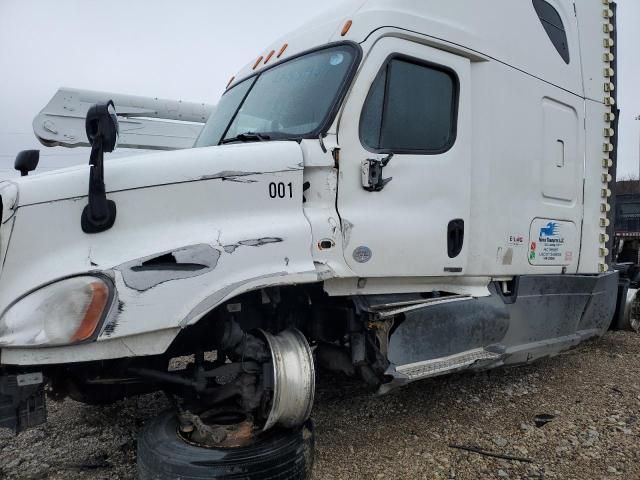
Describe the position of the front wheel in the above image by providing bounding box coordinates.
[137,411,315,480]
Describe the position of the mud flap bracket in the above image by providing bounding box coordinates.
[0,372,47,433]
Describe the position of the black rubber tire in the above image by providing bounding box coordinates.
[615,288,640,332]
[137,411,314,480]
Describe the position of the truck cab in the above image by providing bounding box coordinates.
[0,1,623,477]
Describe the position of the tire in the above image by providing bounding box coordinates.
[616,288,640,332]
[137,411,315,480]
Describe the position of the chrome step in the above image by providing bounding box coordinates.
[395,348,502,380]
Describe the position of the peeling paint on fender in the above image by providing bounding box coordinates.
[223,237,283,254]
[115,244,221,291]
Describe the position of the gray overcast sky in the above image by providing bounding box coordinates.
[0,0,638,178]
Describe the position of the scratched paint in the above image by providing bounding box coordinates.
[200,171,260,183]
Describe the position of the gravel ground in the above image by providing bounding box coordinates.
[1,331,639,480]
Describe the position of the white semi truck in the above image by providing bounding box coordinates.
[0,1,625,478]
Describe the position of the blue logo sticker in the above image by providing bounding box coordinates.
[539,222,559,238]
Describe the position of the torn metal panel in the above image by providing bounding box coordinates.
[223,238,282,254]
[115,245,221,292]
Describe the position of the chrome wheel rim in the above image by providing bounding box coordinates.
[259,328,315,431]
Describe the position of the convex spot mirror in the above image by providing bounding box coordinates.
[14,150,40,176]
[85,101,119,152]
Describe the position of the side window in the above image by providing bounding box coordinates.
[360,57,458,153]
[532,0,570,64]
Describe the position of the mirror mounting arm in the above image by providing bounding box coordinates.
[81,101,118,234]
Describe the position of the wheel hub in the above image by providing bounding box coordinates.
[178,409,257,448]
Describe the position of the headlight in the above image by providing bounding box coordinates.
[0,275,113,347]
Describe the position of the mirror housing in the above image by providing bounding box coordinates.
[85,101,119,152]
[14,150,40,176]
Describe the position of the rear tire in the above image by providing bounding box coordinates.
[616,288,640,332]
[137,411,315,480]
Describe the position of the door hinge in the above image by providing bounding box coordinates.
[361,153,394,192]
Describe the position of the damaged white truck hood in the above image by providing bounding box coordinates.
[14,142,300,207]
[0,141,319,363]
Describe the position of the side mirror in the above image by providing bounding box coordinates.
[14,150,40,176]
[81,100,118,234]
[85,101,119,152]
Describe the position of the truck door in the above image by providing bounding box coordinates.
[337,38,471,277]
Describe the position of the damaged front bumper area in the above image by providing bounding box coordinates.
[0,369,46,433]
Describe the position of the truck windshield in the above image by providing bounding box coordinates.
[195,45,358,147]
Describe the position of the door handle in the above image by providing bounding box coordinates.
[447,219,465,258]
[361,153,394,192]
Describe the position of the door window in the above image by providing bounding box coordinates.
[360,57,458,154]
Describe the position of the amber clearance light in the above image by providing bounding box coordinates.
[341,20,353,36]
[277,43,288,58]
[264,50,276,64]
[253,56,264,70]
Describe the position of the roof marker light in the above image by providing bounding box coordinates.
[253,56,264,70]
[264,50,276,64]
[277,43,288,58]
[341,20,353,36]
[226,76,235,89]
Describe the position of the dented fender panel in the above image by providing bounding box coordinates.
[0,142,319,362]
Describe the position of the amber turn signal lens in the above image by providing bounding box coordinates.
[71,281,110,343]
